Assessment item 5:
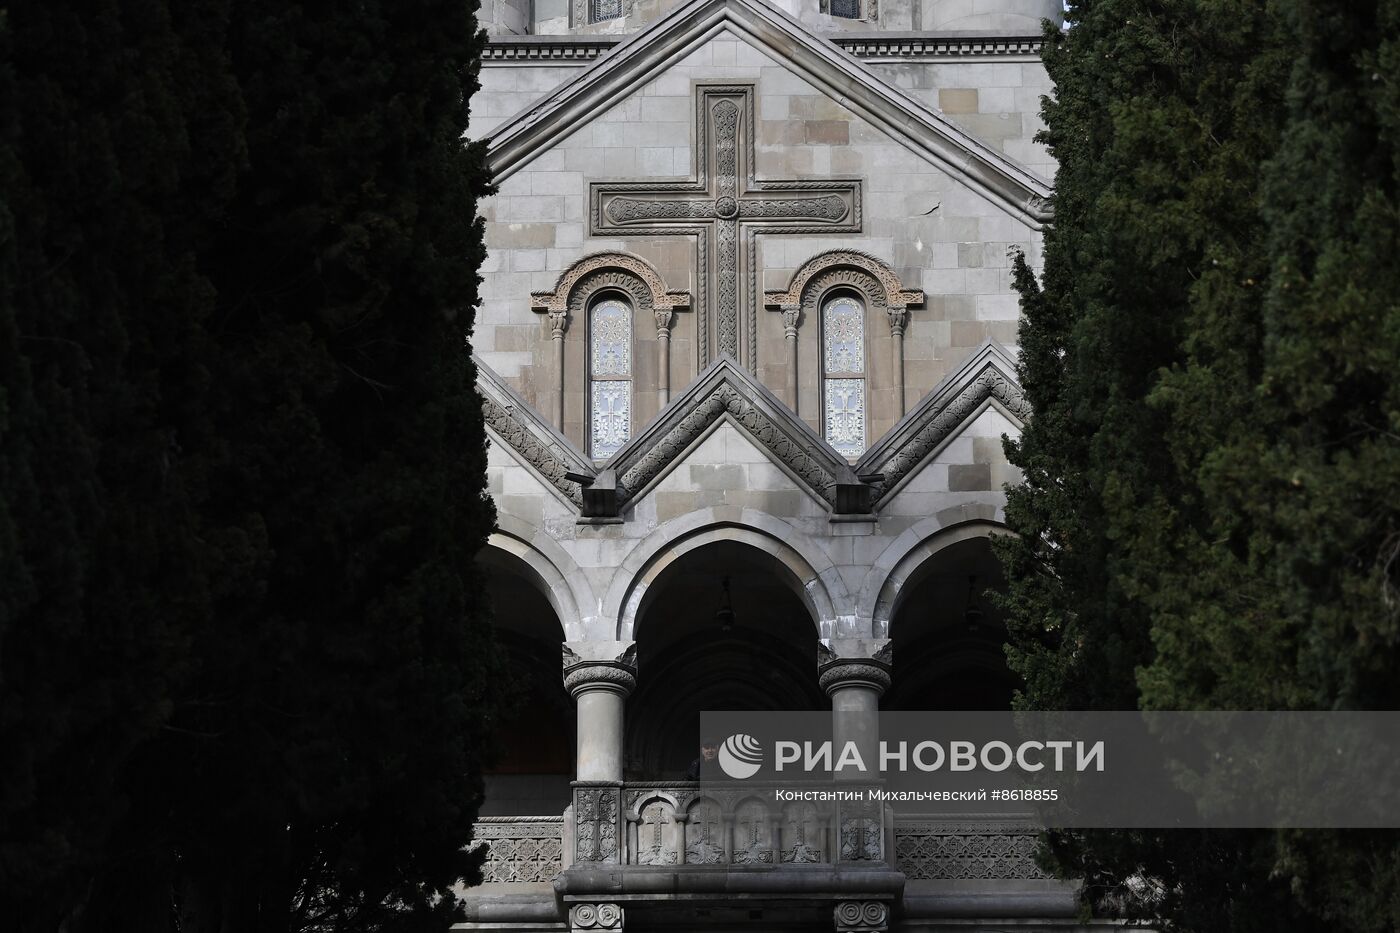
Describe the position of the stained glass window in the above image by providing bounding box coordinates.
[590,298,631,459]
[829,0,861,18]
[822,295,866,457]
[591,0,622,22]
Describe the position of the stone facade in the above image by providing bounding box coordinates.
[463,1,1143,931]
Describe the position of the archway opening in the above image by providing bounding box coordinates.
[477,548,573,816]
[883,535,1020,711]
[627,540,824,779]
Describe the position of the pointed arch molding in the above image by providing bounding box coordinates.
[763,250,924,316]
[530,252,691,317]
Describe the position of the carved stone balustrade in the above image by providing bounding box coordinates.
[473,816,565,883]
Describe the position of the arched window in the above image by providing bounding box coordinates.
[590,296,632,459]
[822,293,866,458]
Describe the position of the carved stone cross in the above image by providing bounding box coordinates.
[591,85,862,370]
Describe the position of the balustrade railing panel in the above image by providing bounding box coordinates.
[893,817,1049,881]
[474,816,565,883]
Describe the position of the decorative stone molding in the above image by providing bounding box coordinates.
[563,662,637,697]
[476,355,594,507]
[568,0,635,28]
[486,0,1053,230]
[472,816,564,883]
[617,381,840,507]
[481,34,1046,64]
[818,660,892,696]
[857,341,1031,505]
[569,902,624,932]
[894,819,1050,880]
[834,34,1045,60]
[764,250,923,320]
[834,901,890,933]
[531,252,689,317]
[573,785,623,864]
[563,642,638,697]
[591,86,861,369]
[885,306,909,338]
[838,798,884,861]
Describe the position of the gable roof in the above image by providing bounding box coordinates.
[484,0,1053,228]
[607,354,861,510]
[856,339,1030,505]
[476,355,596,506]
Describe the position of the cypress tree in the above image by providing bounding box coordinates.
[1000,0,1400,927]
[2,0,503,928]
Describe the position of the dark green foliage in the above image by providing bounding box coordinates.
[999,0,1400,928]
[1,0,501,929]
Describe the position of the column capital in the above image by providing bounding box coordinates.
[817,639,892,697]
[563,641,637,698]
[818,659,891,696]
[548,309,569,338]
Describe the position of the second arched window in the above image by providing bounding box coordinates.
[822,293,866,458]
[590,296,632,459]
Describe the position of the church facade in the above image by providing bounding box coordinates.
[461,0,1129,929]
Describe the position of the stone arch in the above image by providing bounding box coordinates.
[763,249,923,324]
[484,514,596,640]
[530,251,690,320]
[858,513,1009,638]
[604,508,853,640]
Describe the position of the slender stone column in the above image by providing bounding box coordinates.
[549,309,568,429]
[782,305,800,411]
[819,656,890,783]
[655,309,674,408]
[886,307,909,416]
[564,651,637,783]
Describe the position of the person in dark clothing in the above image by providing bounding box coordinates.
[686,738,720,780]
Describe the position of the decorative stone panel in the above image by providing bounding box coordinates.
[834,901,890,933]
[473,816,565,883]
[894,819,1050,880]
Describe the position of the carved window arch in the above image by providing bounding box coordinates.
[589,292,632,458]
[821,289,867,457]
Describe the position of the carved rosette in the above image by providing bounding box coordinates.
[563,661,637,699]
[818,659,892,697]
[833,901,890,933]
[569,903,624,933]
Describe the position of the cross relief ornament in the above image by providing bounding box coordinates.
[591,85,862,370]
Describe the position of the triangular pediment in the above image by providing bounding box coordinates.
[476,356,596,507]
[485,0,1052,228]
[856,340,1030,506]
[476,354,867,517]
[608,355,860,510]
